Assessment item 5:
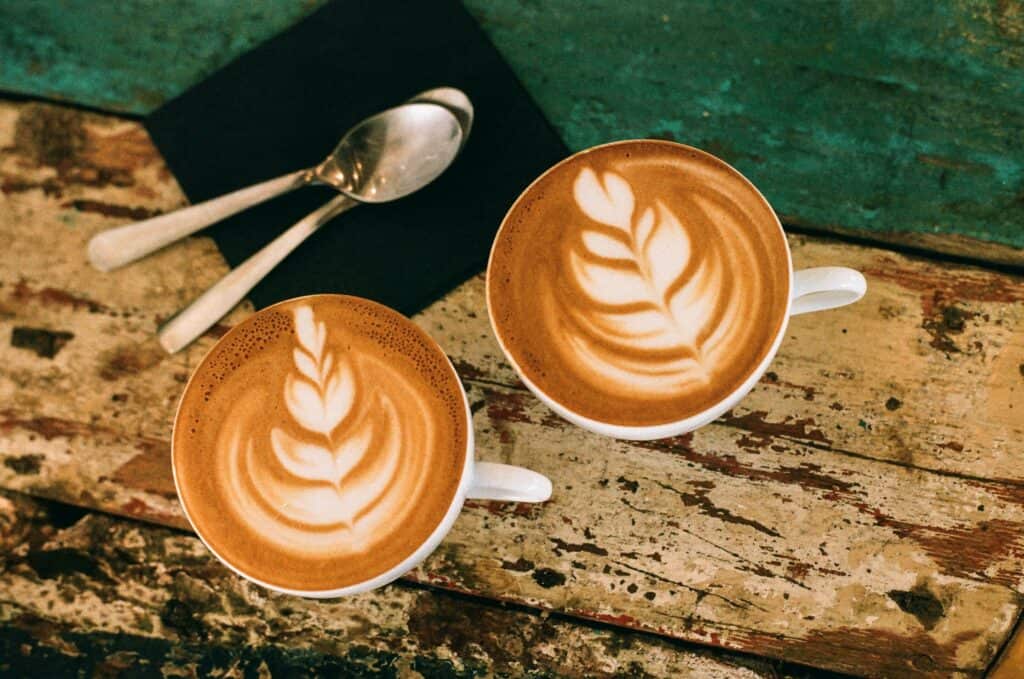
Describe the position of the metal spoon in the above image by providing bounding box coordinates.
[88,98,465,272]
[157,101,463,353]
[409,86,473,148]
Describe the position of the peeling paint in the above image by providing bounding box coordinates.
[10,326,73,359]
[97,342,166,381]
[719,411,833,447]
[11,279,111,315]
[60,199,162,221]
[888,585,945,631]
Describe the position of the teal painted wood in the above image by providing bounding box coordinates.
[0,0,1021,257]
[0,1,325,113]
[464,0,1024,257]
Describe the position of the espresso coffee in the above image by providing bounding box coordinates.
[173,295,467,591]
[488,141,790,427]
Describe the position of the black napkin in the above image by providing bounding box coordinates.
[145,0,566,315]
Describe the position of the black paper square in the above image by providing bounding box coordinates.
[145,0,567,315]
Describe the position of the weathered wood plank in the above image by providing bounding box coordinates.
[0,1,1021,264]
[991,616,1024,678]
[2,100,1023,676]
[0,491,781,679]
[6,373,1021,676]
[0,100,251,527]
[425,246,1024,484]
[420,381,1022,677]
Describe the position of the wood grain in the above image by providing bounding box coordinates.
[991,617,1024,679]
[0,491,783,679]
[2,100,1023,677]
[426,239,1024,482]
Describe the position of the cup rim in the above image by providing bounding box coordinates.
[484,139,794,438]
[170,293,476,598]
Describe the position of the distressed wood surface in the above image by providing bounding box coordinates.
[0,0,1022,264]
[991,618,1024,678]
[2,102,1024,677]
[0,491,789,679]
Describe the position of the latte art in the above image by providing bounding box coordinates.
[489,141,790,427]
[219,306,433,554]
[174,296,467,591]
[564,167,743,395]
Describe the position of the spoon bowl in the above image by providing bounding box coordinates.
[156,95,469,353]
[408,87,473,147]
[88,95,465,272]
[314,103,462,202]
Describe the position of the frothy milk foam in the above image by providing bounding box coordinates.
[488,141,790,426]
[174,295,467,591]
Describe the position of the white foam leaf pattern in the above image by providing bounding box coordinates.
[293,348,318,383]
[646,203,692,300]
[574,167,634,229]
[334,396,401,514]
[294,307,317,353]
[320,352,334,383]
[283,308,355,436]
[284,377,324,432]
[269,428,335,483]
[270,424,372,487]
[245,433,359,528]
[633,207,656,252]
[581,230,633,260]
[569,168,723,379]
[272,306,370,499]
[284,370,355,436]
[218,304,422,545]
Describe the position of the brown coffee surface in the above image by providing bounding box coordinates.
[174,295,467,591]
[488,141,790,427]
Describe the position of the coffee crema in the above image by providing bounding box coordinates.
[488,141,791,426]
[173,295,467,591]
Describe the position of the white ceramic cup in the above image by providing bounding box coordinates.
[485,140,867,441]
[172,297,552,598]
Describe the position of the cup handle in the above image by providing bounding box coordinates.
[791,267,867,316]
[468,462,552,502]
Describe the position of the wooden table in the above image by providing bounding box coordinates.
[1,4,1023,677]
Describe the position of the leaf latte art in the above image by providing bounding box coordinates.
[221,305,419,549]
[489,141,790,426]
[567,167,739,393]
[174,296,467,591]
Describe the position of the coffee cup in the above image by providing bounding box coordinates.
[172,294,551,597]
[486,140,866,441]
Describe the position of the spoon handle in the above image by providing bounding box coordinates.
[157,194,358,354]
[87,170,308,271]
